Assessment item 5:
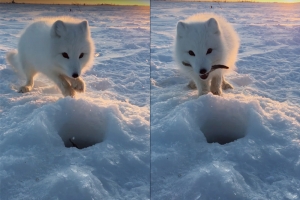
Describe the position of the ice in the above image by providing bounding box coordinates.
[0,4,149,200]
[151,2,300,199]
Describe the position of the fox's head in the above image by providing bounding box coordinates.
[175,18,224,80]
[51,19,95,78]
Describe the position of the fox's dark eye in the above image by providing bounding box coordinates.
[79,53,84,59]
[62,52,69,59]
[188,50,195,56]
[206,48,213,55]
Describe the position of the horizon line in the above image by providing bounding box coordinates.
[151,0,300,3]
[0,2,149,6]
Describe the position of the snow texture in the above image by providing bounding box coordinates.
[151,2,300,200]
[0,4,149,200]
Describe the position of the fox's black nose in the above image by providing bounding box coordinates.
[72,73,79,78]
[199,69,207,74]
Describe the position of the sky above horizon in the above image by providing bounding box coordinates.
[0,0,150,5]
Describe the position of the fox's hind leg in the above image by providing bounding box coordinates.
[7,51,36,93]
[19,68,37,93]
[210,75,222,96]
[222,77,234,90]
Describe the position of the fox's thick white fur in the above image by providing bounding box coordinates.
[174,13,240,96]
[6,16,95,97]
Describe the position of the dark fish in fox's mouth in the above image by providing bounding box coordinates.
[181,61,229,80]
[199,65,229,80]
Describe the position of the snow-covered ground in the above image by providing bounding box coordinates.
[151,2,300,199]
[0,4,149,200]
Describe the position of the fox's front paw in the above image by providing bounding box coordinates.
[222,82,234,90]
[187,80,197,89]
[211,88,222,96]
[18,86,32,93]
[63,87,76,97]
[72,78,85,93]
[199,90,209,96]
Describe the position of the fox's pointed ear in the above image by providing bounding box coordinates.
[206,18,220,34]
[80,20,89,32]
[52,20,66,38]
[177,21,187,38]
[79,20,89,37]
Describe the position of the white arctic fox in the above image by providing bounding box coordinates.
[6,17,95,97]
[174,13,240,96]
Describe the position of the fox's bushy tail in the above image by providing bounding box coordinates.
[6,50,21,73]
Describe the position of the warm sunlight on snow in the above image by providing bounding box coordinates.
[0,4,150,199]
[151,1,300,199]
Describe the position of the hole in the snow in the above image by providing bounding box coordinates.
[200,98,249,145]
[58,119,105,149]
[53,99,106,149]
